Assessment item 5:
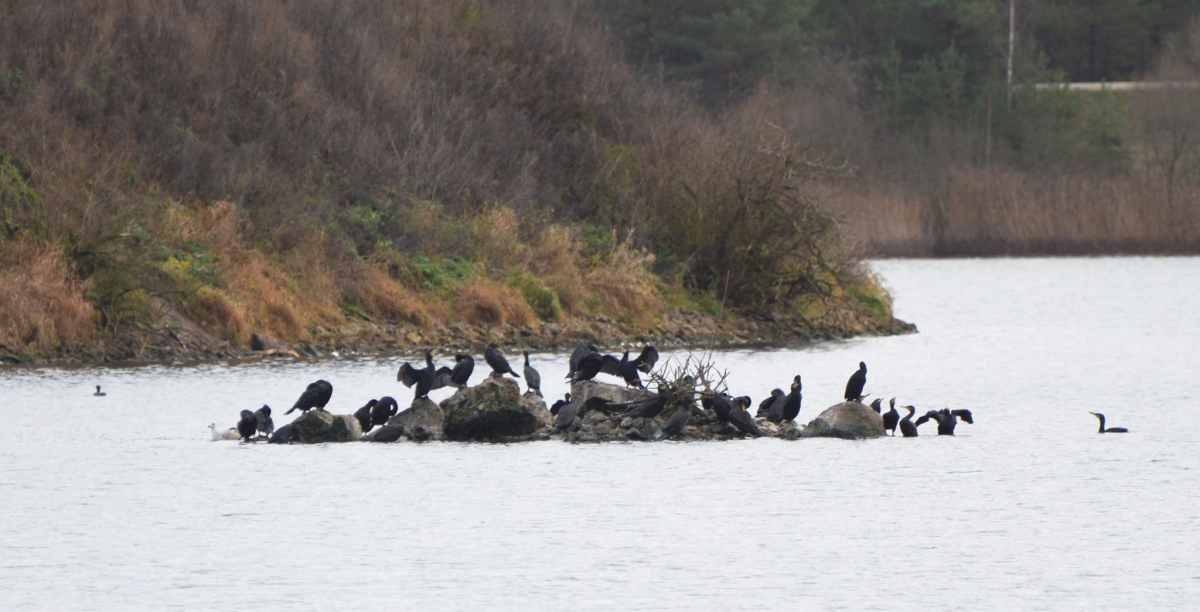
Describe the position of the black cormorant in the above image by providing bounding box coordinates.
[371,396,399,428]
[254,405,274,438]
[620,390,670,419]
[662,404,694,438]
[565,344,599,380]
[869,398,882,414]
[550,393,570,417]
[484,343,519,378]
[93,385,106,397]
[882,398,899,436]
[915,407,973,435]
[398,350,438,399]
[354,399,377,433]
[727,397,764,437]
[285,380,333,414]
[1090,412,1128,433]
[268,423,298,444]
[553,398,579,431]
[758,389,786,418]
[570,352,604,383]
[779,375,802,422]
[899,405,918,437]
[844,362,867,402]
[599,346,659,387]
[237,410,258,441]
[705,394,734,423]
[522,351,542,396]
[447,354,474,387]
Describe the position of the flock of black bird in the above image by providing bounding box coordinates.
[196,344,1130,442]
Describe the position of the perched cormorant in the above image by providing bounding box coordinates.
[549,393,570,417]
[570,351,604,383]
[727,397,764,438]
[914,408,973,435]
[705,394,734,423]
[254,405,274,438]
[522,351,542,397]
[237,410,258,441]
[565,344,599,380]
[661,405,694,439]
[882,398,899,436]
[484,343,519,378]
[1090,412,1128,433]
[778,375,802,422]
[553,398,579,431]
[898,405,918,437]
[354,399,378,433]
[93,385,106,397]
[620,390,670,419]
[844,362,867,402]
[268,423,298,444]
[370,424,405,442]
[758,389,786,418]
[371,396,399,428]
[869,398,882,414]
[446,354,474,388]
[286,380,333,414]
[398,350,439,399]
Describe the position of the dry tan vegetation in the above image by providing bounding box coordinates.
[0,239,96,352]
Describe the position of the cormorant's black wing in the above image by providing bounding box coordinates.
[432,366,456,390]
[599,354,624,376]
[398,362,421,387]
[633,345,659,373]
[951,409,974,424]
[757,390,783,417]
[287,381,326,414]
[566,344,598,378]
[914,414,932,427]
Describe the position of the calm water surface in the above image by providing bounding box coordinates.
[2,258,1198,609]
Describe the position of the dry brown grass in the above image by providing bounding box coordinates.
[0,239,96,351]
[583,238,664,326]
[339,259,434,326]
[453,279,535,328]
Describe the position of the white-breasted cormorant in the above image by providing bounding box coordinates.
[484,343,519,378]
[93,385,106,397]
[354,399,377,433]
[371,396,399,428]
[522,351,542,396]
[882,398,899,436]
[254,405,274,438]
[899,405,918,437]
[286,380,333,414]
[237,410,258,441]
[1090,412,1128,433]
[844,362,867,402]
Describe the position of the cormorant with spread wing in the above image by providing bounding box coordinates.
[914,407,973,435]
[600,345,659,387]
[286,380,333,415]
[398,350,440,399]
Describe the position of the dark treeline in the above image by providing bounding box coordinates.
[595,0,1200,255]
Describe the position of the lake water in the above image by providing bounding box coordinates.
[2,258,1198,609]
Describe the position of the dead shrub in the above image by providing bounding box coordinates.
[0,239,96,351]
[453,279,534,328]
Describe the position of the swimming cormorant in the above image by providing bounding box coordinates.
[484,343,519,379]
[882,398,899,436]
[522,351,542,397]
[93,385,106,397]
[1090,412,1128,433]
[565,344,599,380]
[371,396,399,428]
[236,410,258,441]
[398,350,439,399]
[778,375,802,422]
[286,380,333,414]
[254,405,274,438]
[758,389,785,418]
[844,362,867,402]
[354,399,378,433]
[898,405,918,437]
[727,397,764,437]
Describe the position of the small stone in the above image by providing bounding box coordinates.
[619,417,633,429]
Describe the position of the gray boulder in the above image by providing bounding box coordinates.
[289,409,361,443]
[384,397,444,441]
[570,380,654,405]
[800,402,885,440]
[441,377,551,441]
[362,424,405,442]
